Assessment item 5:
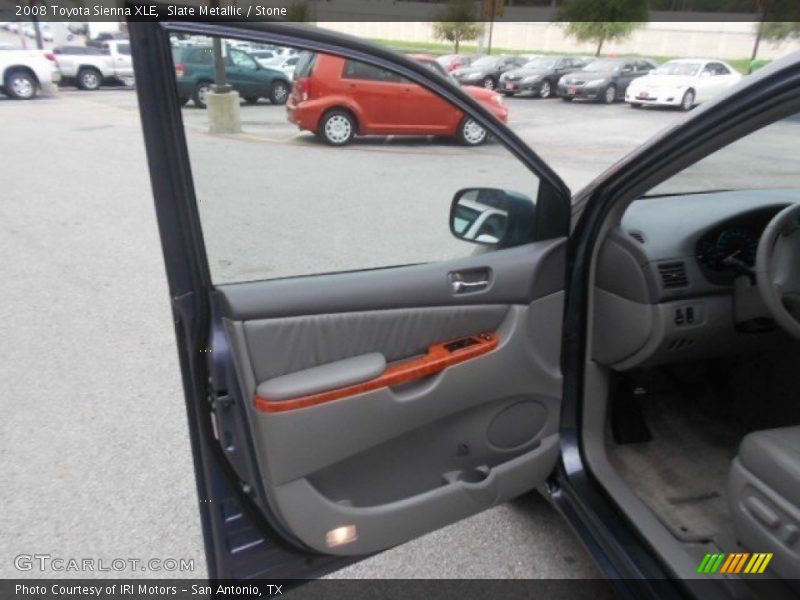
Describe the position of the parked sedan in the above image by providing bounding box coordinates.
[451,55,528,90]
[436,53,481,73]
[287,52,508,146]
[626,58,742,110]
[499,56,591,99]
[173,45,291,107]
[558,58,657,104]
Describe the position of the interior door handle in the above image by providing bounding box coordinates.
[451,279,488,293]
[450,270,490,294]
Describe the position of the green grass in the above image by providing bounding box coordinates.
[371,37,761,74]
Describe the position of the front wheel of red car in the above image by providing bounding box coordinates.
[457,117,488,146]
[481,77,495,90]
[319,110,356,145]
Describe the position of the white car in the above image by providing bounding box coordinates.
[626,58,742,110]
[0,49,60,99]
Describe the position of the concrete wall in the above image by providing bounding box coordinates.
[319,17,800,61]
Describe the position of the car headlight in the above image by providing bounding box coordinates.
[585,79,607,86]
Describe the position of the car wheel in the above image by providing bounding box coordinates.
[243,96,260,105]
[5,70,37,100]
[538,80,552,99]
[561,96,573,102]
[629,102,642,108]
[457,117,488,146]
[77,68,102,91]
[319,109,355,145]
[269,80,289,105]
[602,84,616,104]
[680,89,695,111]
[193,82,212,108]
[481,77,495,90]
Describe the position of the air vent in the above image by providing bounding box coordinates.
[628,230,646,244]
[658,262,689,289]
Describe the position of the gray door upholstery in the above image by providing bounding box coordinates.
[219,239,566,555]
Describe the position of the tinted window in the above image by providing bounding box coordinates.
[343,60,404,83]
[294,51,317,78]
[230,50,258,70]
[187,47,213,65]
[708,62,731,75]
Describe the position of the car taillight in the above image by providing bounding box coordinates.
[175,63,185,79]
[294,77,310,101]
[44,52,56,62]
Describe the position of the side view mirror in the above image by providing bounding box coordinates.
[449,188,537,248]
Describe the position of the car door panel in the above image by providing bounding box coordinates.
[221,282,564,555]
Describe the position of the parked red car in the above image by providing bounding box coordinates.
[287,52,508,146]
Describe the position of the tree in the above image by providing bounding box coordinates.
[432,0,484,53]
[286,0,313,22]
[557,0,648,56]
[749,0,800,70]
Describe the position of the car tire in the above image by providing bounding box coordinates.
[602,84,616,104]
[243,96,260,105]
[561,95,574,102]
[4,70,37,100]
[629,102,642,108]
[481,77,495,90]
[192,81,212,108]
[457,116,488,146]
[538,80,552,99]
[680,89,695,111]
[77,67,102,91]
[318,109,356,145]
[269,80,289,105]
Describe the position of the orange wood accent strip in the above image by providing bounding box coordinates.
[254,332,499,413]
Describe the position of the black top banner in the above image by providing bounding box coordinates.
[0,0,791,23]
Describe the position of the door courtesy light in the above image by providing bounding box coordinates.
[326,525,358,547]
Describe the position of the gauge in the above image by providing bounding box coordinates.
[717,227,758,267]
[696,240,725,270]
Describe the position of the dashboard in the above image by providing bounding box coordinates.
[592,189,799,370]
[695,205,786,285]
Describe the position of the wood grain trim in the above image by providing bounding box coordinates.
[254,332,499,413]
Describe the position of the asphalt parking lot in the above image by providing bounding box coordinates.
[0,84,687,580]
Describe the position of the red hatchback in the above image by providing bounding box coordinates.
[287,52,509,146]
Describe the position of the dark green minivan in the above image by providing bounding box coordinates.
[172,44,291,108]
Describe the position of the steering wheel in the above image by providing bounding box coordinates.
[756,203,800,339]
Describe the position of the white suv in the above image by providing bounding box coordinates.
[0,49,60,99]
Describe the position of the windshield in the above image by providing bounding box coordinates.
[582,59,623,72]
[523,58,556,70]
[646,113,800,196]
[653,62,702,76]
[470,57,500,69]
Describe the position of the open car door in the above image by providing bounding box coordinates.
[129,16,572,579]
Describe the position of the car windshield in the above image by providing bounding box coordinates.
[523,58,557,70]
[582,59,623,72]
[646,113,800,196]
[653,62,702,76]
[470,57,500,69]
